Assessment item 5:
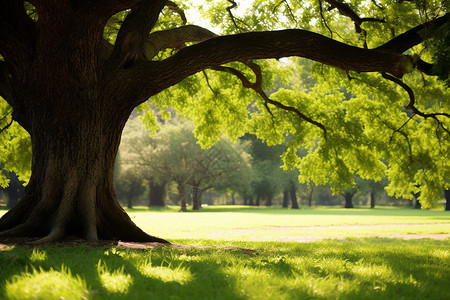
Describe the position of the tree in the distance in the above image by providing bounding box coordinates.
[0,1,449,243]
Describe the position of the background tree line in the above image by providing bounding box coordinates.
[112,115,449,211]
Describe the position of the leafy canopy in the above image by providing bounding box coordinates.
[1,0,449,208]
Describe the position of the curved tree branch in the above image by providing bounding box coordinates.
[381,72,450,135]
[377,13,449,53]
[324,0,385,33]
[145,25,218,59]
[167,1,187,25]
[111,0,167,67]
[146,29,414,91]
[381,72,450,119]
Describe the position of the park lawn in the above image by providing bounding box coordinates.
[125,206,450,242]
[0,239,450,299]
[0,206,450,299]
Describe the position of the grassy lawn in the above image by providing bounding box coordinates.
[1,206,449,299]
[126,205,450,242]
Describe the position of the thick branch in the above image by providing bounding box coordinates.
[324,0,385,33]
[111,0,167,67]
[145,29,414,93]
[377,13,449,53]
[145,25,218,59]
[167,1,187,24]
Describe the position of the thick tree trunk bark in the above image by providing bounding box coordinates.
[0,102,168,244]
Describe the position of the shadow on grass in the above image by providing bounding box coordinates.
[1,238,449,299]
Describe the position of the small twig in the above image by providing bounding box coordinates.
[318,0,334,38]
[0,110,13,135]
[389,114,415,142]
[0,120,13,135]
[225,0,250,32]
[272,0,299,27]
[226,0,240,31]
[202,71,218,95]
[166,1,187,25]
[370,0,384,10]
[381,72,450,120]
[382,120,414,163]
[324,0,385,33]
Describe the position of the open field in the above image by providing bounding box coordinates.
[1,206,449,299]
[124,206,450,243]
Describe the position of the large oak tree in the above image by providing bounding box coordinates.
[0,0,448,243]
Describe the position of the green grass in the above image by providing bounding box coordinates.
[1,206,449,299]
[125,206,450,242]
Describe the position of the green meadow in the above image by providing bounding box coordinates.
[1,206,449,299]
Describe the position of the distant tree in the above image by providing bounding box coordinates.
[243,135,285,206]
[343,189,357,209]
[121,118,250,211]
[357,178,388,208]
[115,168,146,209]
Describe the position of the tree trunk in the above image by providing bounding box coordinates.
[290,187,299,209]
[445,189,450,211]
[308,186,314,207]
[192,186,202,210]
[231,192,236,205]
[266,195,272,207]
[344,191,355,208]
[149,180,166,207]
[282,190,289,208]
[413,191,421,209]
[177,182,187,212]
[0,101,168,244]
[370,191,375,209]
[255,196,261,206]
[127,197,133,209]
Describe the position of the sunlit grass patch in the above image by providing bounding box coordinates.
[97,260,133,294]
[5,265,88,300]
[139,263,192,284]
[29,249,47,262]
